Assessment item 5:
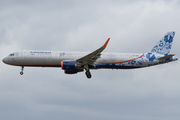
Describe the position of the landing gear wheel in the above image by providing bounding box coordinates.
[20,66,24,75]
[20,71,23,75]
[85,71,92,79]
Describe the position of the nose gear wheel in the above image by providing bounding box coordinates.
[20,66,24,75]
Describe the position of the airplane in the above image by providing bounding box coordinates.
[2,31,178,79]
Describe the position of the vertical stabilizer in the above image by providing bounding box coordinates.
[151,31,175,55]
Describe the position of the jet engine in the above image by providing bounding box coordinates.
[61,61,83,74]
[61,61,81,70]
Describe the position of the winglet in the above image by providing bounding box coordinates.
[103,38,110,48]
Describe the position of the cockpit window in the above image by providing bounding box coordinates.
[9,54,15,56]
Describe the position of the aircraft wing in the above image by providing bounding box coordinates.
[76,38,110,66]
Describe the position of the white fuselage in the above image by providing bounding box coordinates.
[3,50,145,68]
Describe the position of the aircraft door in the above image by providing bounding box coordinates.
[54,53,58,61]
[19,52,24,59]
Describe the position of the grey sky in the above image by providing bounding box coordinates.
[1,0,180,120]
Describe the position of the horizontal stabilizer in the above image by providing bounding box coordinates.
[158,54,175,60]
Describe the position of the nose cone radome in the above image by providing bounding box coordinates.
[2,57,8,64]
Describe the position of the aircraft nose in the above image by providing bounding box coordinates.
[2,57,8,64]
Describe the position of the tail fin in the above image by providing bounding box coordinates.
[150,31,175,55]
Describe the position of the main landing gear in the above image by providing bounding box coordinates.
[85,71,92,79]
[20,66,24,75]
[84,65,92,79]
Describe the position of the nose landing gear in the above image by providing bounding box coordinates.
[20,66,24,75]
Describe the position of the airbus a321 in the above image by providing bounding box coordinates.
[2,32,178,78]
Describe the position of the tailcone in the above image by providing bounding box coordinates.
[170,56,178,62]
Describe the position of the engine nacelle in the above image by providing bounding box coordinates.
[61,61,81,70]
[64,69,84,74]
[61,61,83,74]
[64,69,78,74]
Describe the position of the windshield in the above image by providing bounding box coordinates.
[9,54,15,56]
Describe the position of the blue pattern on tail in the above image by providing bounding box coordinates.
[151,31,175,55]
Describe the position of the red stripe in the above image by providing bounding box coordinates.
[61,61,64,69]
[95,54,144,65]
[10,64,61,66]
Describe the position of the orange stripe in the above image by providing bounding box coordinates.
[61,61,64,69]
[95,54,144,65]
[103,38,110,48]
